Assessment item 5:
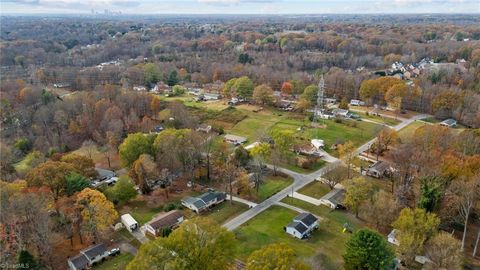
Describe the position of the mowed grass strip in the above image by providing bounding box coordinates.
[297,181,331,199]
[201,201,249,225]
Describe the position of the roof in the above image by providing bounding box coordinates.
[148,210,183,230]
[224,134,247,143]
[311,139,324,149]
[333,108,349,115]
[81,243,107,259]
[294,213,318,227]
[369,161,391,172]
[69,254,89,270]
[286,221,308,234]
[322,189,345,205]
[95,168,115,179]
[121,214,138,226]
[441,119,456,126]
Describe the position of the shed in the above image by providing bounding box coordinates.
[319,189,345,209]
[121,214,139,232]
[311,139,324,150]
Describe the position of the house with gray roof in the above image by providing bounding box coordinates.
[440,118,457,128]
[67,243,109,270]
[181,190,226,213]
[319,188,345,209]
[284,212,319,239]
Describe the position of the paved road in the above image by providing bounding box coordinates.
[223,114,429,231]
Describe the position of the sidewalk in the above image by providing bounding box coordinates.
[226,195,258,208]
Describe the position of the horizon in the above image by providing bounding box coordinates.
[1,0,479,15]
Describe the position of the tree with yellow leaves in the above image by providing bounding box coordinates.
[75,188,118,241]
[246,243,310,270]
[338,140,355,179]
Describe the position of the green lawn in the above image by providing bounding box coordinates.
[397,121,428,141]
[257,175,293,202]
[112,228,142,248]
[297,181,331,199]
[227,111,284,142]
[358,112,401,126]
[121,200,164,225]
[201,201,249,225]
[93,253,134,270]
[280,197,365,269]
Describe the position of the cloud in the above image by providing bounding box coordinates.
[197,0,277,5]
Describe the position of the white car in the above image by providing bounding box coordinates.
[105,177,119,186]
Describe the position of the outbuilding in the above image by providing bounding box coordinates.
[121,214,139,232]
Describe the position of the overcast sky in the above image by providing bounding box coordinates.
[1,0,479,15]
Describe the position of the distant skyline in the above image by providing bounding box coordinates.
[1,0,479,15]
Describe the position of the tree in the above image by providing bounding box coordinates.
[338,141,355,179]
[119,133,155,167]
[17,250,42,270]
[338,97,349,110]
[418,177,442,213]
[61,153,97,178]
[233,146,251,167]
[76,188,118,241]
[343,229,394,270]
[127,218,236,270]
[270,129,294,159]
[392,208,440,266]
[431,90,459,117]
[130,154,158,194]
[167,70,178,86]
[66,172,90,196]
[234,76,254,100]
[171,85,186,96]
[252,84,274,105]
[246,243,310,270]
[25,161,77,201]
[373,128,399,161]
[323,166,349,190]
[424,232,463,270]
[223,78,237,97]
[281,81,293,96]
[343,177,377,218]
[105,175,137,204]
[363,190,399,232]
[144,63,161,86]
[250,143,270,191]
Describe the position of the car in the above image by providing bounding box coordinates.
[108,248,120,256]
[105,176,119,186]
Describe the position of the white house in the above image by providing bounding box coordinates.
[350,99,365,106]
[68,244,109,270]
[319,188,345,209]
[181,190,226,213]
[332,108,350,118]
[121,214,138,232]
[145,210,184,237]
[440,118,457,128]
[285,212,319,239]
[311,139,324,150]
[224,134,247,145]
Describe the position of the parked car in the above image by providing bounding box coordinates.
[108,248,120,256]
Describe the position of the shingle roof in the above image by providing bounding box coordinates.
[193,199,206,209]
[295,213,317,227]
[69,254,89,270]
[148,210,183,230]
[82,243,107,259]
[286,221,308,234]
[199,192,218,203]
[323,189,345,205]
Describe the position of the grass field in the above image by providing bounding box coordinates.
[397,121,429,141]
[297,181,331,199]
[112,228,142,248]
[201,201,249,225]
[93,253,134,270]
[120,200,164,225]
[358,112,401,126]
[256,175,293,202]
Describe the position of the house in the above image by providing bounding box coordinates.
[121,214,138,232]
[95,168,115,181]
[332,108,350,118]
[284,212,319,239]
[181,190,226,213]
[440,118,457,128]
[68,244,109,270]
[319,188,345,209]
[315,109,334,119]
[133,85,147,91]
[245,141,260,150]
[203,93,220,100]
[350,99,365,106]
[311,139,324,150]
[293,144,322,157]
[224,134,247,145]
[196,124,212,133]
[365,161,392,178]
[145,210,184,236]
[388,229,400,246]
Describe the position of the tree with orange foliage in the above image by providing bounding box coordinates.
[281,81,293,96]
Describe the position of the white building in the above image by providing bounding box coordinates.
[284,212,319,239]
[311,139,324,150]
[121,214,138,232]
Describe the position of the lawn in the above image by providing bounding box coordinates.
[358,111,401,126]
[120,200,164,225]
[397,121,429,141]
[256,175,293,202]
[201,201,249,225]
[280,197,365,269]
[93,253,134,270]
[112,228,142,248]
[297,181,331,199]
[227,110,284,142]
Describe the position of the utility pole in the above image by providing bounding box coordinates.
[314,74,325,123]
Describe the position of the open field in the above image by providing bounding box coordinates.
[93,253,134,270]
[397,121,429,141]
[256,174,294,202]
[357,111,401,126]
[297,181,331,199]
[121,200,165,225]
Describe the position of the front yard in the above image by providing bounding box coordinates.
[297,181,331,199]
[200,201,249,225]
[256,174,293,202]
[93,253,134,270]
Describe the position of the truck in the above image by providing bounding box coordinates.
[121,214,139,232]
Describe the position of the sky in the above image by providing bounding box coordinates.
[1,0,479,15]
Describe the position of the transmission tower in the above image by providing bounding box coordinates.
[314,74,325,123]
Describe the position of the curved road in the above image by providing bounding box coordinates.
[223,114,429,231]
